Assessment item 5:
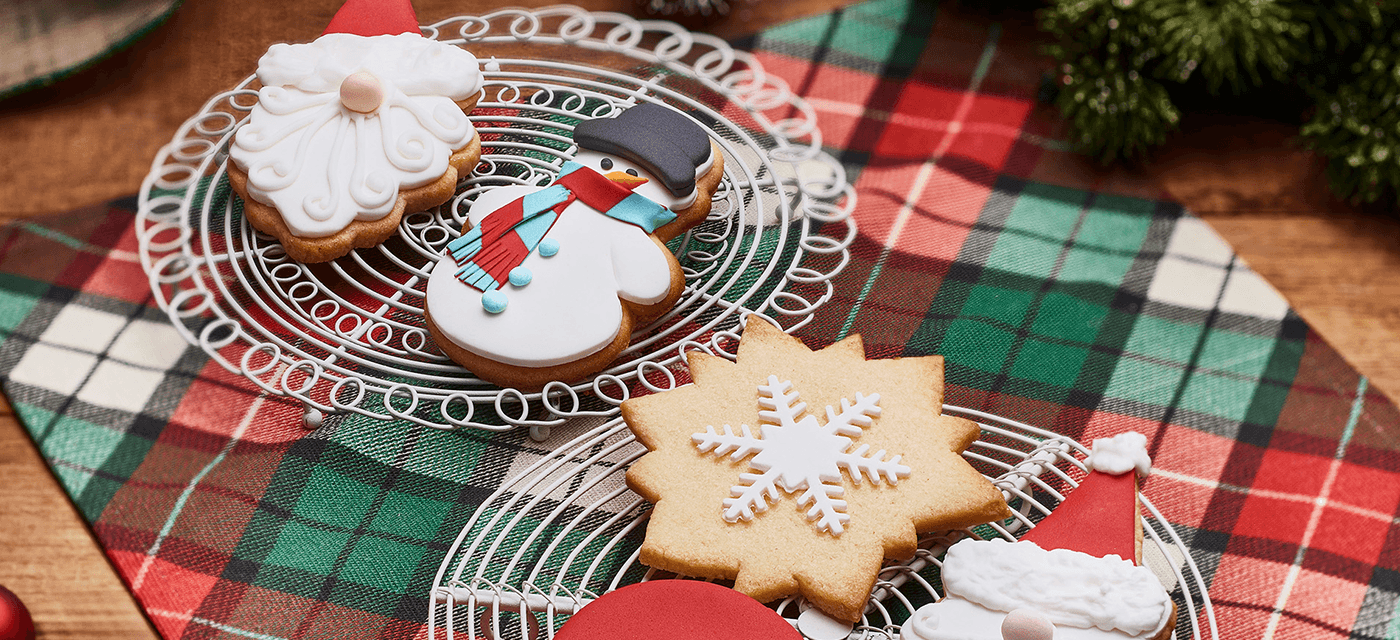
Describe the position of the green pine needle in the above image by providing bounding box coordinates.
[1042,0,1400,204]
[1301,30,1400,204]
[1042,0,1182,163]
[1152,0,1305,93]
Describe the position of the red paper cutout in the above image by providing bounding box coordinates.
[554,580,802,640]
[323,0,420,37]
[1022,469,1139,563]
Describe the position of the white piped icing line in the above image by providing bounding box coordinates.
[901,539,1173,640]
[690,376,903,536]
[1087,431,1152,477]
[229,33,482,238]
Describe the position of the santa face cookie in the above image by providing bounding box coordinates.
[424,103,724,389]
[226,0,484,263]
[901,432,1176,640]
[901,539,1175,640]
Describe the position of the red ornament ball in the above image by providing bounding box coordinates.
[0,586,34,640]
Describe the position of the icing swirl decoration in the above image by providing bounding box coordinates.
[229,33,482,238]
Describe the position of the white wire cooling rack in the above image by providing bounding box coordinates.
[135,6,854,439]
[429,411,1220,640]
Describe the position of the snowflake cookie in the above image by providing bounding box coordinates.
[622,320,1012,622]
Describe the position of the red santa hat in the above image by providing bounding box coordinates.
[1021,431,1151,564]
[323,0,421,37]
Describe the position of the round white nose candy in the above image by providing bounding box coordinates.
[1002,608,1055,640]
[339,71,384,113]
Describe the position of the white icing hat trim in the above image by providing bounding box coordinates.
[941,539,1172,636]
[1087,431,1152,477]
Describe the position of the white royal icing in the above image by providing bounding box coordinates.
[424,150,683,369]
[900,539,1172,640]
[229,33,482,238]
[691,376,897,536]
[1087,431,1152,477]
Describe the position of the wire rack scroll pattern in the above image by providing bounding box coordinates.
[135,6,854,439]
[430,410,1220,640]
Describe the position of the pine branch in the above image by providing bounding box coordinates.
[1152,0,1305,94]
[1042,0,1183,163]
[1301,28,1400,205]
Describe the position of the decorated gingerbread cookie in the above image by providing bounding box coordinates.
[900,432,1176,640]
[554,580,801,640]
[226,0,484,263]
[424,102,724,389]
[620,320,1013,622]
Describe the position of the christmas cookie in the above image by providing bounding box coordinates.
[554,580,801,640]
[226,0,484,263]
[424,102,724,389]
[900,432,1176,640]
[620,320,1013,622]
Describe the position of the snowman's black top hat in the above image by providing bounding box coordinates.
[574,103,714,199]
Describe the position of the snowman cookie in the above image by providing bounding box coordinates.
[226,0,483,263]
[424,103,724,389]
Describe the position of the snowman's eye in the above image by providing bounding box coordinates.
[600,158,614,170]
[626,168,639,177]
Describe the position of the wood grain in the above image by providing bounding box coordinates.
[0,0,858,218]
[0,397,158,639]
[0,1,1396,638]
[1155,115,1400,402]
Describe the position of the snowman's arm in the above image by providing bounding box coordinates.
[610,224,678,305]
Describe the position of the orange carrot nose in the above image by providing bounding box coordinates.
[604,171,649,190]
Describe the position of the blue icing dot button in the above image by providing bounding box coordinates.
[481,290,508,313]
[509,266,533,287]
[538,239,560,257]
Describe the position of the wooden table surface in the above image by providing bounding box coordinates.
[1,1,1396,637]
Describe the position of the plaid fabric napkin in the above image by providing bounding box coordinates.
[0,0,181,99]
[4,1,1398,638]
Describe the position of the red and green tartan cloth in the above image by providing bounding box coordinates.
[3,1,1398,638]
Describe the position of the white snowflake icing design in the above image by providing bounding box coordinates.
[690,375,910,536]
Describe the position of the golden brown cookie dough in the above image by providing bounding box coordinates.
[622,320,1012,621]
